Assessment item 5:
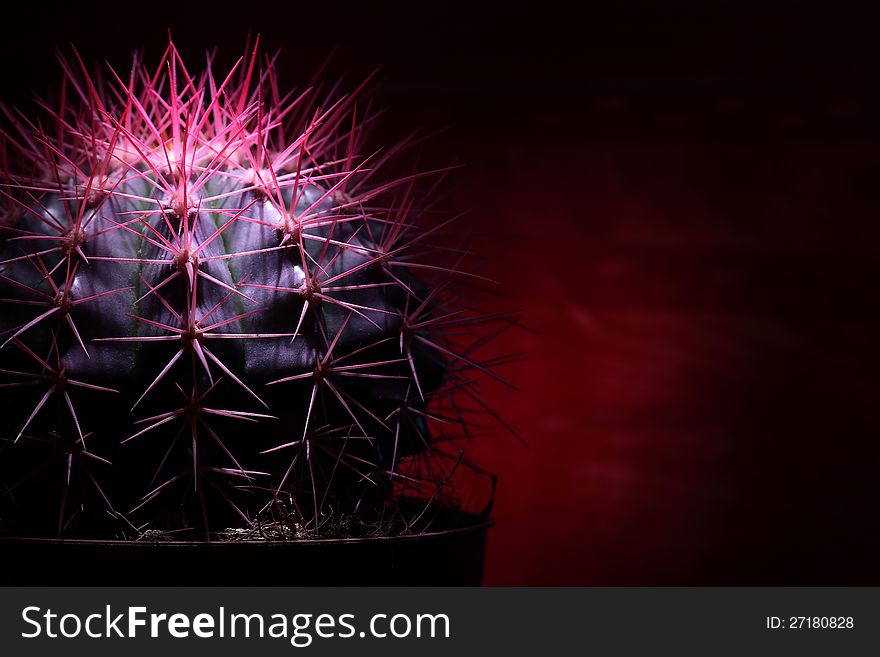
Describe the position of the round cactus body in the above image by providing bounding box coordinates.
[0,40,508,539]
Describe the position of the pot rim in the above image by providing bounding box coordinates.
[0,517,494,547]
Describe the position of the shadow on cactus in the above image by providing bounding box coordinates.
[0,39,517,543]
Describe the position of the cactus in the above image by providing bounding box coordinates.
[0,39,513,540]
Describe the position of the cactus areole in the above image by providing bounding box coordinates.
[0,38,511,556]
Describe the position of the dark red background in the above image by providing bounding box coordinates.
[3,2,879,584]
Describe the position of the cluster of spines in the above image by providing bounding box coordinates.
[0,37,517,539]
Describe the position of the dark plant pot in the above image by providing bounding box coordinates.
[0,512,492,586]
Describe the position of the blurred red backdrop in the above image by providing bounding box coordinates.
[2,2,879,584]
[461,131,880,584]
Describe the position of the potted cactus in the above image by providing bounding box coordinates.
[0,39,512,585]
